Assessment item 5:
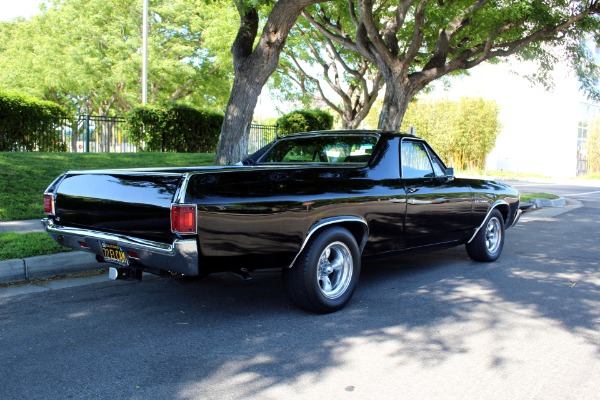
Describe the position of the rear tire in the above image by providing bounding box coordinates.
[466,209,505,262]
[283,227,361,313]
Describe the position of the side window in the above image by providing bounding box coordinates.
[428,151,447,177]
[401,141,434,179]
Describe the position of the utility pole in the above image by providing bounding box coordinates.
[142,0,148,105]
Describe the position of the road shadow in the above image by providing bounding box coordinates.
[0,207,598,399]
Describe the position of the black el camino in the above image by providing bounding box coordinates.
[42,130,520,313]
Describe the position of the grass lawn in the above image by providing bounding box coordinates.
[520,192,560,203]
[0,232,72,261]
[0,152,214,221]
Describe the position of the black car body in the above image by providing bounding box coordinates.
[42,130,520,312]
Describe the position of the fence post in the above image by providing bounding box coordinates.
[85,114,90,153]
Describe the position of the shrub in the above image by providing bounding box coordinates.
[126,104,223,152]
[277,109,334,135]
[0,91,69,151]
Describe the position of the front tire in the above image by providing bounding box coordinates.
[283,227,361,313]
[466,209,505,262]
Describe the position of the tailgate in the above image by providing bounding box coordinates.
[53,171,185,243]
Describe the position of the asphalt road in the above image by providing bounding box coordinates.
[1,181,599,400]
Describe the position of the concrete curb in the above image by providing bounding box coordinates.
[0,252,102,284]
[529,197,566,208]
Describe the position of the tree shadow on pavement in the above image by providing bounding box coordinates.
[0,208,598,399]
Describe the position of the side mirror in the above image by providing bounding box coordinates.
[445,167,455,181]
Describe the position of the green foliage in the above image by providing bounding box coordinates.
[0,0,237,115]
[126,104,224,152]
[401,97,501,170]
[520,193,560,203]
[0,152,215,221]
[272,7,383,129]
[0,91,69,151]
[277,109,334,135]
[302,1,600,129]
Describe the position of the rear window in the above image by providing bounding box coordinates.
[258,134,379,164]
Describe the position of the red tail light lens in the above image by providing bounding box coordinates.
[44,194,55,214]
[171,204,197,234]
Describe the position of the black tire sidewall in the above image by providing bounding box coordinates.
[290,227,361,313]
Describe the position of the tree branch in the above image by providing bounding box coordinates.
[400,0,428,69]
[414,3,600,88]
[358,0,398,67]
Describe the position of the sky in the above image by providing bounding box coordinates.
[1,0,43,21]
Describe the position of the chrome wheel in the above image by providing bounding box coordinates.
[485,217,502,254]
[466,209,505,262]
[317,241,353,299]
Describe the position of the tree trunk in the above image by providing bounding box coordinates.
[214,0,326,165]
[214,70,265,165]
[377,76,413,131]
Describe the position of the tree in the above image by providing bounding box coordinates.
[303,1,600,131]
[0,0,236,115]
[587,117,600,174]
[214,0,328,165]
[401,97,501,169]
[273,20,383,128]
[277,109,334,134]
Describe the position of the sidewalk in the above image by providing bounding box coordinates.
[0,219,44,233]
[0,219,101,283]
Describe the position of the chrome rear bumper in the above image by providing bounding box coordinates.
[41,219,199,276]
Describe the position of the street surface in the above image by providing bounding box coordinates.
[1,180,599,400]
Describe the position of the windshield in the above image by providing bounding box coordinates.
[258,134,379,164]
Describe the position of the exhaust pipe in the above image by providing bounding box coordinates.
[109,267,125,280]
[108,267,142,281]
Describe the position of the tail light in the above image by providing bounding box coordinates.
[44,194,55,215]
[171,204,197,234]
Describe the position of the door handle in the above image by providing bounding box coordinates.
[406,187,419,194]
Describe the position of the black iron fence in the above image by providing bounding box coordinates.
[55,115,136,153]
[248,123,279,154]
[5,114,278,154]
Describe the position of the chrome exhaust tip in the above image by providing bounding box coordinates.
[108,267,120,280]
[108,267,143,281]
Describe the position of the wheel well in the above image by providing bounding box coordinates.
[288,218,369,269]
[494,204,510,226]
[335,221,369,252]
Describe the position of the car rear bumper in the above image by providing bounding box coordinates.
[41,218,199,276]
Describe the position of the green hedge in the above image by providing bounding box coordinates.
[126,104,223,152]
[277,109,334,135]
[0,91,69,151]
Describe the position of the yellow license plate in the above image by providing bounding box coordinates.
[101,242,128,266]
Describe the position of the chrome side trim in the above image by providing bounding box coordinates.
[467,200,509,244]
[288,216,369,268]
[41,218,199,275]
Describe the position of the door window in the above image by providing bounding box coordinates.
[401,141,434,178]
